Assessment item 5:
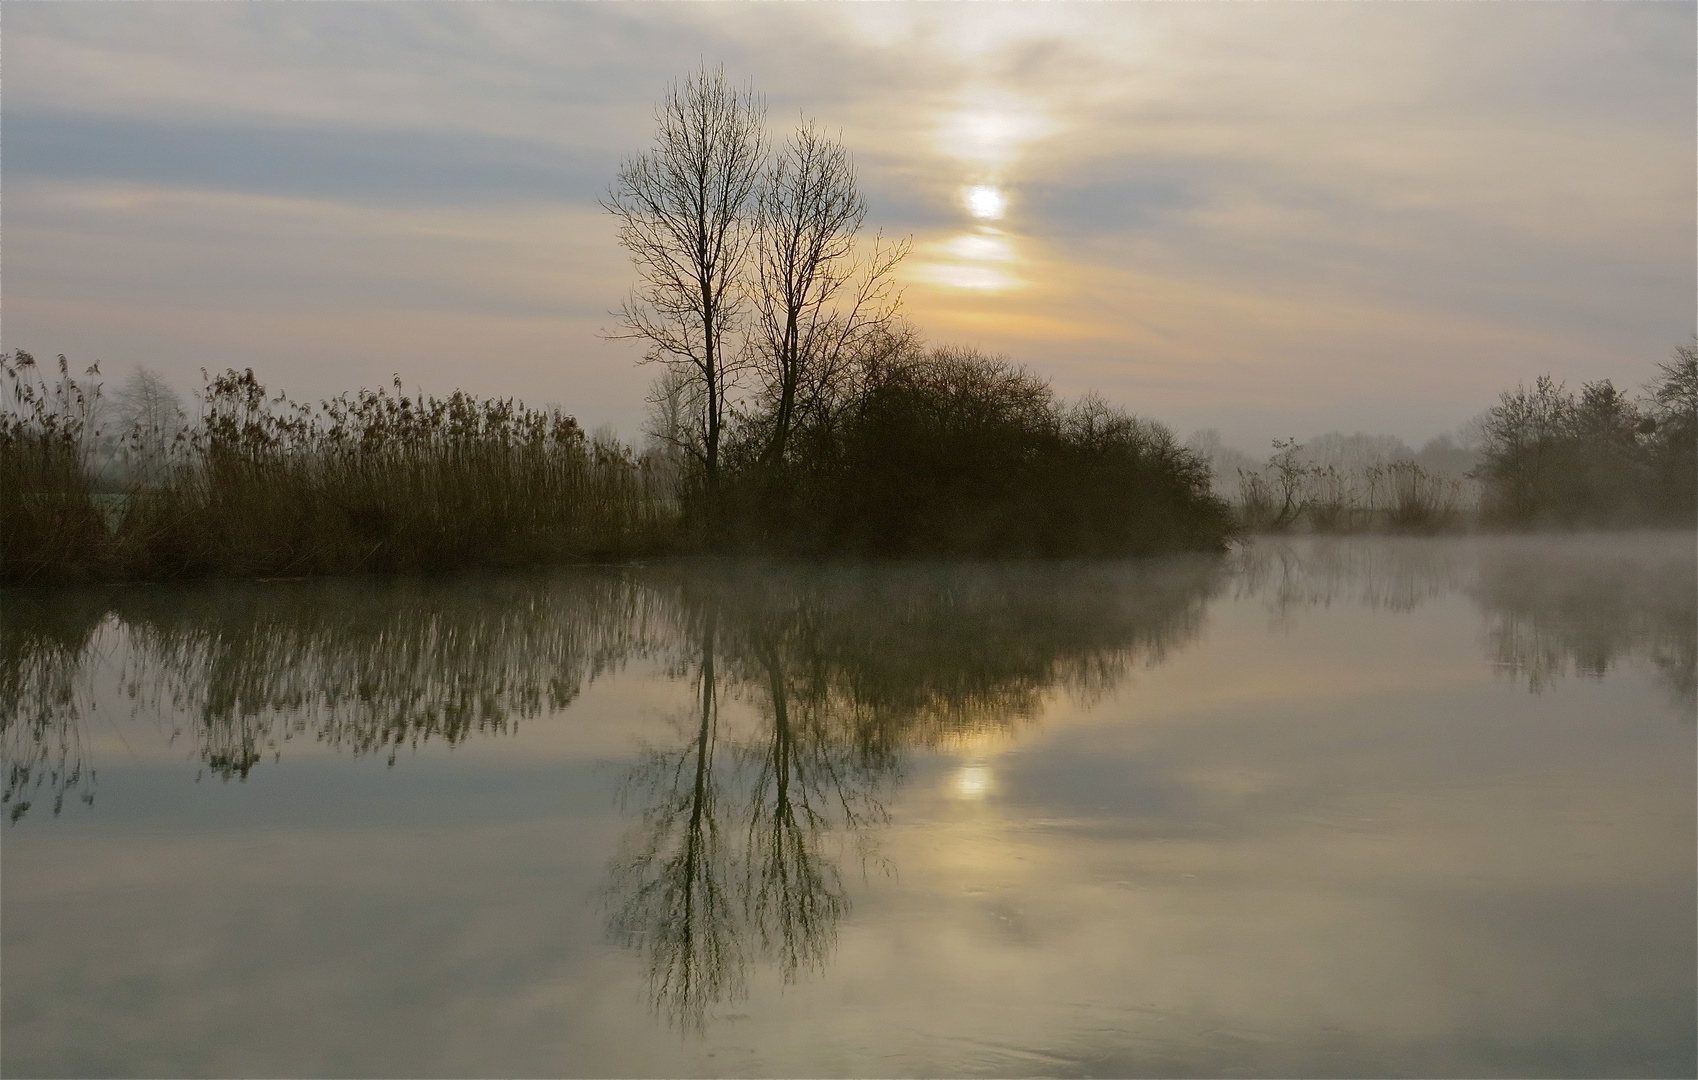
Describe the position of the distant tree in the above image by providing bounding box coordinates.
[1412,433,1477,482]
[1471,364,1694,527]
[1184,429,1257,503]
[1301,432,1414,476]
[1650,338,1698,422]
[1476,375,1573,523]
[1644,338,1698,521]
[604,66,767,497]
[114,366,186,483]
[641,366,701,504]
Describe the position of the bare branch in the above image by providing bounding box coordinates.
[603,66,767,489]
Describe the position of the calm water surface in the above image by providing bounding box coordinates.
[3,534,1693,1078]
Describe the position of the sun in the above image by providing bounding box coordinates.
[965,186,1006,220]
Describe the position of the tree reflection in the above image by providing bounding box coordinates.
[603,559,1223,1029]
[1472,536,1695,706]
[608,608,748,1029]
[606,590,885,1031]
[1237,534,1696,707]
[1233,536,1468,619]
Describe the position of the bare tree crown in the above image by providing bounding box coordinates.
[603,66,767,481]
[603,68,908,491]
[749,122,908,465]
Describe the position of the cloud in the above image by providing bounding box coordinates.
[1,2,1690,446]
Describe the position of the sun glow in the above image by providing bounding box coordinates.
[913,91,1050,295]
[921,264,1017,291]
[944,231,1013,262]
[918,227,1022,291]
[936,92,1053,167]
[965,186,1006,220]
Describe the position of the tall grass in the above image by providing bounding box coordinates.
[121,370,678,578]
[0,353,113,584]
[1,358,677,583]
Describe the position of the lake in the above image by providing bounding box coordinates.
[3,533,1693,1078]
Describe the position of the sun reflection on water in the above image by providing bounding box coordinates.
[954,762,993,799]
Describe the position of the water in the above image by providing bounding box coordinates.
[3,534,1693,1078]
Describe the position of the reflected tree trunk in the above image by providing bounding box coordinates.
[608,606,744,1030]
[743,634,846,984]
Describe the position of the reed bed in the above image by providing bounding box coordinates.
[0,354,114,584]
[1,359,677,584]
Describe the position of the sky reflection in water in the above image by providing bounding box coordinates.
[2,534,1693,1078]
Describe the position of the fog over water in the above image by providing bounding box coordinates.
[2,533,1692,1077]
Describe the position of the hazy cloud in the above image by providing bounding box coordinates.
[3,2,1690,445]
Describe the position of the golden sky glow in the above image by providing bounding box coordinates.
[1,3,1690,449]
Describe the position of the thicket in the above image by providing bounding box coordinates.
[1204,342,1697,535]
[714,339,1233,556]
[1473,344,1696,528]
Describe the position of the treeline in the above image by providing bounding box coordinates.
[1472,347,1696,527]
[1192,342,1696,534]
[0,342,1231,585]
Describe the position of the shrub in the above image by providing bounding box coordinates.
[718,346,1233,556]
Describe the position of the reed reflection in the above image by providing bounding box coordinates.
[1,571,665,820]
[0,591,105,822]
[111,573,666,778]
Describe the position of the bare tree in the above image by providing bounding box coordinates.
[641,366,701,504]
[1649,337,1698,425]
[603,67,767,494]
[749,122,907,468]
[115,366,186,483]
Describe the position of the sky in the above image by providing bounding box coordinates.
[3,2,1692,451]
